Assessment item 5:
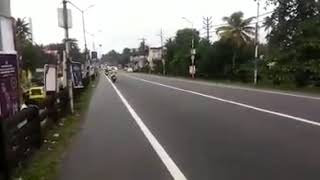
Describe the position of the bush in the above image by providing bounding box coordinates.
[294,70,311,87]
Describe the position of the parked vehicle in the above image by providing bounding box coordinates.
[127,68,133,72]
[28,87,46,106]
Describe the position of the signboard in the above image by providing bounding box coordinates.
[57,8,72,28]
[91,51,97,59]
[44,64,57,93]
[191,49,196,55]
[71,62,83,89]
[0,16,15,53]
[189,65,196,75]
[0,54,20,119]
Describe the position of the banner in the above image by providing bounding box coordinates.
[0,16,15,53]
[71,62,83,89]
[57,8,73,28]
[0,54,20,119]
[44,64,57,93]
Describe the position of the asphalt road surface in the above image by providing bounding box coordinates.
[59,72,320,180]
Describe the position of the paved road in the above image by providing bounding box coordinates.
[59,72,320,180]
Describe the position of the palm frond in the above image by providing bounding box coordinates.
[216,26,233,34]
[240,17,255,27]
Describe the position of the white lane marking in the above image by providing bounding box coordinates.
[135,74,320,100]
[127,75,320,127]
[104,75,187,180]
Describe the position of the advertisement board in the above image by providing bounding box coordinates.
[71,62,83,89]
[57,8,72,28]
[0,54,20,119]
[0,16,15,53]
[44,64,57,93]
[189,65,196,75]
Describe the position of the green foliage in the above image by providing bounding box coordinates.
[216,11,255,68]
[45,39,85,64]
[165,28,200,76]
[163,19,255,80]
[101,50,121,66]
[262,0,320,87]
[101,47,135,66]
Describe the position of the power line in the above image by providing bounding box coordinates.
[258,10,274,17]
[209,10,275,29]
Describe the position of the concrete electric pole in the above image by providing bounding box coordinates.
[182,17,196,79]
[159,29,166,75]
[254,0,260,85]
[67,2,95,70]
[62,0,74,113]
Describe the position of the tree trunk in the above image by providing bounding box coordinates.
[232,51,237,69]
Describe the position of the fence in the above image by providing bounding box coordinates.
[0,75,92,180]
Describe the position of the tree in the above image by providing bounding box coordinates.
[15,18,31,43]
[164,28,200,75]
[120,48,131,66]
[46,39,85,64]
[101,50,121,66]
[216,11,255,68]
[262,0,320,86]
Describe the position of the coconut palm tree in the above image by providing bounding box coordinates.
[15,18,31,43]
[216,11,255,68]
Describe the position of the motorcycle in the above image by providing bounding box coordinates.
[110,73,117,83]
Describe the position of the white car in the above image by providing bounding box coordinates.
[127,68,133,72]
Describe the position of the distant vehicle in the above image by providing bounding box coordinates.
[28,87,46,106]
[110,73,117,83]
[127,68,133,72]
[111,66,118,71]
[105,69,110,76]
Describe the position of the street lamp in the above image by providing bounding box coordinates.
[182,17,196,79]
[86,30,102,51]
[67,1,95,65]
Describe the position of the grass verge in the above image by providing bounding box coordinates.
[13,76,99,180]
[137,72,320,95]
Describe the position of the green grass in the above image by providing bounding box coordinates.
[141,72,320,95]
[13,76,98,180]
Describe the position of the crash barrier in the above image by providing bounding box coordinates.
[0,75,92,180]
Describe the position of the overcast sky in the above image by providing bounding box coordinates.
[11,0,271,54]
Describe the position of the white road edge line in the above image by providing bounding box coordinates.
[105,75,187,180]
[146,74,320,100]
[127,75,320,127]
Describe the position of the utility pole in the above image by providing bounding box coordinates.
[28,17,34,44]
[139,38,147,56]
[159,29,166,75]
[203,16,213,41]
[182,17,196,79]
[81,12,88,67]
[254,0,260,85]
[67,2,94,70]
[62,0,74,113]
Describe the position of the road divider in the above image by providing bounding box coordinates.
[104,75,187,180]
[126,75,320,128]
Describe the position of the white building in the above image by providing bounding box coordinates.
[130,55,147,70]
[147,47,163,70]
